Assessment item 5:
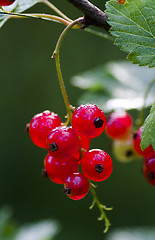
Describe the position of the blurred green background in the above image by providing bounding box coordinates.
[0,0,155,239]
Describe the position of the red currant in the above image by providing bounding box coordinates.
[143,157,155,186]
[46,126,80,161]
[44,154,78,184]
[81,149,113,182]
[63,172,89,200]
[29,110,62,148]
[71,104,106,139]
[0,0,15,6]
[133,127,155,158]
[106,110,132,140]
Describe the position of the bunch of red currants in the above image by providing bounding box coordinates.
[27,104,113,200]
[106,110,155,186]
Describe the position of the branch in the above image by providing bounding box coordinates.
[66,0,110,31]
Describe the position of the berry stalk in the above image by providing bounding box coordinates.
[41,0,72,22]
[52,18,83,122]
[89,181,112,233]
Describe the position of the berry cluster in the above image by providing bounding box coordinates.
[0,0,15,6]
[106,110,155,186]
[27,104,113,200]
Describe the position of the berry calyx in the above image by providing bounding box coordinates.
[133,127,155,158]
[0,0,15,6]
[106,110,132,140]
[46,126,80,161]
[81,149,113,182]
[44,154,78,184]
[63,172,89,200]
[71,104,106,139]
[29,110,62,148]
[143,158,155,186]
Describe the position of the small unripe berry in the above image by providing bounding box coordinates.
[63,172,89,200]
[44,154,78,184]
[106,110,132,140]
[46,126,80,161]
[71,104,106,139]
[113,134,141,163]
[81,149,113,182]
[29,110,62,148]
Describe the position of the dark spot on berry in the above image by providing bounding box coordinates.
[62,187,71,195]
[95,164,103,173]
[48,142,58,152]
[133,133,137,139]
[25,123,30,133]
[42,169,48,178]
[147,171,155,180]
[94,117,104,128]
[126,150,133,157]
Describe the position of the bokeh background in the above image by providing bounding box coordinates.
[0,0,155,239]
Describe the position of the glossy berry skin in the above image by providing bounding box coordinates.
[81,149,113,182]
[46,126,80,161]
[112,134,141,163]
[0,0,15,6]
[44,154,78,184]
[63,172,89,200]
[106,110,132,140]
[133,127,155,158]
[71,104,106,139]
[29,110,62,148]
[143,158,155,186]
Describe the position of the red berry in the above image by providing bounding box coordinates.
[29,110,62,148]
[133,127,155,158]
[44,154,78,184]
[81,149,113,182]
[0,0,15,6]
[71,104,106,139]
[143,157,155,186]
[106,110,132,140]
[63,172,89,200]
[46,126,80,161]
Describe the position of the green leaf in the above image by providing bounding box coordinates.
[71,61,155,112]
[141,102,155,151]
[0,0,41,28]
[105,0,155,67]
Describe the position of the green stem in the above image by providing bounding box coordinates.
[138,78,155,127]
[41,0,72,22]
[53,17,83,122]
[2,11,71,25]
[85,28,114,42]
[89,181,112,233]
